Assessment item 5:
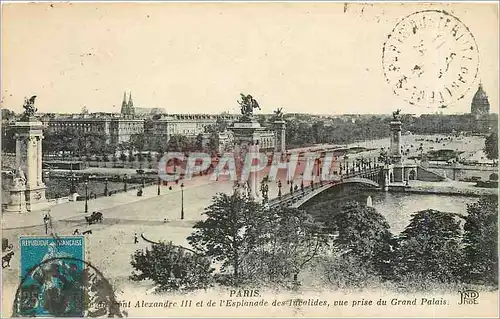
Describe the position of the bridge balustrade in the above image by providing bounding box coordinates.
[267,164,383,208]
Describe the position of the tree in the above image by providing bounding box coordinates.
[130,133,147,153]
[167,135,191,152]
[138,152,145,169]
[195,133,204,151]
[130,241,214,293]
[82,131,105,156]
[327,201,393,278]
[462,196,498,285]
[242,207,327,286]
[207,132,219,153]
[394,209,463,283]
[187,193,265,285]
[128,153,135,164]
[42,127,79,157]
[119,151,127,163]
[1,108,16,121]
[484,132,498,160]
[2,125,16,153]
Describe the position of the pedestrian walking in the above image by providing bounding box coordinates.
[134,233,139,244]
[43,214,50,235]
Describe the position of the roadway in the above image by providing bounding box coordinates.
[1,171,303,292]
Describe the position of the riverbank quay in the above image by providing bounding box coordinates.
[394,181,497,197]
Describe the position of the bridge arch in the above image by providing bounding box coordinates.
[341,177,380,188]
[289,177,380,208]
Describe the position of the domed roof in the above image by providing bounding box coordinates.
[472,83,489,102]
[471,83,490,115]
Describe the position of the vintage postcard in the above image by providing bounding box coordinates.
[1,1,498,318]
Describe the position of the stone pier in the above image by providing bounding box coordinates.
[3,97,47,213]
[230,121,266,201]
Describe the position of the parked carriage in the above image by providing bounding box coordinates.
[85,212,103,225]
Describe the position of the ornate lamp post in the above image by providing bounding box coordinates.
[84,180,89,213]
[157,177,161,195]
[180,183,185,220]
[315,158,321,179]
[104,178,109,196]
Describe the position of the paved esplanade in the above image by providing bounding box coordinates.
[3,175,232,229]
[1,171,303,293]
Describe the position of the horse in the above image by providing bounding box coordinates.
[85,212,103,225]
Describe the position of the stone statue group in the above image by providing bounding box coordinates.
[11,167,27,189]
[238,94,261,118]
[237,93,284,121]
[21,95,37,120]
[14,167,26,188]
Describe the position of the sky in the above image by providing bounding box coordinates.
[1,2,498,115]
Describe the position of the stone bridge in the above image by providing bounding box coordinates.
[267,166,383,209]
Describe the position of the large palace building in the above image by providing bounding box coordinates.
[41,92,277,151]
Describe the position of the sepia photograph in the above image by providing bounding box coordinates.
[1,1,498,318]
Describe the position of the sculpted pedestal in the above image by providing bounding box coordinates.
[11,121,47,212]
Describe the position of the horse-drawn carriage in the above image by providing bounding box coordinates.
[85,211,103,225]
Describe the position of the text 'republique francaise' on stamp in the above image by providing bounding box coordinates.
[13,236,123,317]
[382,10,479,109]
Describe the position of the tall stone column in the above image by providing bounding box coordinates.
[12,121,46,210]
[37,136,43,186]
[273,119,286,153]
[230,121,265,202]
[15,138,22,168]
[389,120,402,164]
[26,136,36,187]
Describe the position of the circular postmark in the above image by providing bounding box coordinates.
[382,10,479,108]
[12,257,124,317]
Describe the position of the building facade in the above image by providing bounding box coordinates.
[149,113,240,139]
[40,93,280,152]
[43,114,144,146]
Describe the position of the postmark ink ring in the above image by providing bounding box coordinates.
[382,9,479,109]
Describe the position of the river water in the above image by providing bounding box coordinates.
[304,184,479,235]
[369,192,477,234]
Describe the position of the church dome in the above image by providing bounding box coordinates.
[471,83,490,115]
[473,83,488,101]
